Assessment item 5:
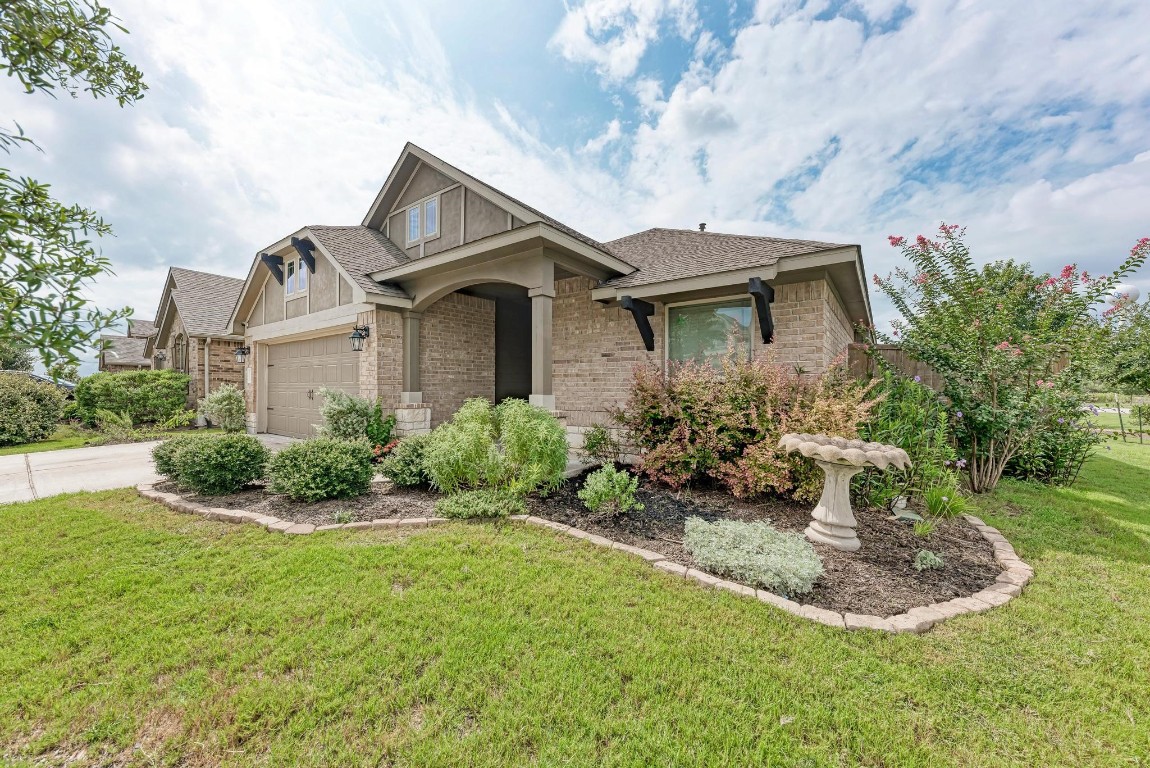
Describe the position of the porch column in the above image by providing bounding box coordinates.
[401,310,422,404]
[528,290,554,411]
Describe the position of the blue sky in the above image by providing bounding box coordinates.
[1,0,1147,372]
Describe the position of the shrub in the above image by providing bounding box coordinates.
[199,384,246,433]
[269,438,373,501]
[854,369,957,510]
[0,372,65,446]
[1007,388,1106,486]
[152,433,207,479]
[423,398,568,496]
[380,434,431,486]
[75,370,190,425]
[366,402,396,449]
[171,434,269,495]
[94,408,134,440]
[316,388,372,441]
[923,481,968,519]
[435,488,525,519]
[580,423,621,466]
[577,466,643,516]
[160,409,198,430]
[683,517,824,596]
[914,550,944,572]
[494,398,568,494]
[873,227,1148,491]
[61,401,82,422]
[617,352,877,502]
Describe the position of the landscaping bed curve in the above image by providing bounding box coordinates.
[137,477,1032,635]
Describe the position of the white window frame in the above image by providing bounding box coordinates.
[285,259,297,295]
[405,192,442,247]
[296,256,309,295]
[664,294,755,367]
[284,257,309,298]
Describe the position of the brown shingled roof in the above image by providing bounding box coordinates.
[169,268,246,336]
[601,228,852,289]
[127,318,157,338]
[305,226,411,298]
[100,335,151,367]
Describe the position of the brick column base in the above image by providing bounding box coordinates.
[395,403,432,436]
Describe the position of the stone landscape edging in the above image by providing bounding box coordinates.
[137,483,1031,634]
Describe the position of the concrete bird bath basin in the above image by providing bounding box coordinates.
[779,433,911,552]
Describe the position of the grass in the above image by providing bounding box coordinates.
[1,447,1149,765]
[0,425,224,457]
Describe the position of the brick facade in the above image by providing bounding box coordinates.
[419,292,496,427]
[357,307,403,408]
[159,314,245,409]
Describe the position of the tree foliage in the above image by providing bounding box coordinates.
[872,225,1148,492]
[0,0,146,369]
[0,339,33,370]
[1105,297,1150,395]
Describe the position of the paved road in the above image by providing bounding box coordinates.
[0,435,296,504]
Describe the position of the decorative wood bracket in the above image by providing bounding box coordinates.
[620,295,656,352]
[260,253,284,285]
[748,277,775,343]
[290,237,317,273]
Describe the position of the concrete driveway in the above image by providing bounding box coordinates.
[0,434,297,504]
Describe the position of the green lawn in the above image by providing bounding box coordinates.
[0,424,94,456]
[1,446,1148,766]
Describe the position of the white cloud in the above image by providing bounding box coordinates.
[549,0,700,82]
[581,118,624,153]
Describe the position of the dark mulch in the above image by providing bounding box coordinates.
[527,468,1003,617]
[153,480,439,527]
[157,467,1003,617]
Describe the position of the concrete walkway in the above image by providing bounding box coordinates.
[0,434,297,505]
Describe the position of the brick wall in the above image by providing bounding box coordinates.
[190,338,245,403]
[759,280,829,373]
[420,292,495,427]
[357,308,403,407]
[823,287,856,368]
[553,276,664,427]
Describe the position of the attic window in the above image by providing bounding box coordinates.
[405,194,441,247]
[286,260,297,294]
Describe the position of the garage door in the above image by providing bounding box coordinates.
[266,334,359,439]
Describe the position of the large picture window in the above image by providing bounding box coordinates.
[667,298,753,365]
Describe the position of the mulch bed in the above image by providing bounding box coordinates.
[527,468,1002,617]
[153,480,439,527]
[158,467,1003,617]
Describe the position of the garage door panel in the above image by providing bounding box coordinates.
[265,334,359,439]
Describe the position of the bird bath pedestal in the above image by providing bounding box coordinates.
[779,433,911,552]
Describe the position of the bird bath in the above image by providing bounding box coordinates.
[779,433,911,552]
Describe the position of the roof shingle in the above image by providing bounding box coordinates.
[101,335,151,367]
[169,268,246,336]
[305,226,411,298]
[601,228,852,289]
[127,319,157,338]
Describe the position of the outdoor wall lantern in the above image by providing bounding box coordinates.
[154,350,167,363]
[234,346,251,364]
[349,324,370,352]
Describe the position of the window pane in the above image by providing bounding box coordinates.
[424,197,438,236]
[286,261,296,294]
[298,259,307,290]
[408,206,420,243]
[668,300,753,365]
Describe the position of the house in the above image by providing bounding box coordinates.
[227,143,872,441]
[146,267,246,407]
[98,319,157,373]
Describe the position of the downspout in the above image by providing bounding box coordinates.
[204,337,211,396]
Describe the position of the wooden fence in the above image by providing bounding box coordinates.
[847,343,943,390]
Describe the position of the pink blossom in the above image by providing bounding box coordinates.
[872,274,882,286]
[995,341,1012,351]
[916,234,930,248]
[888,235,905,247]
[1059,264,1075,279]
[914,273,929,285]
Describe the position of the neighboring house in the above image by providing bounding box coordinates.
[146,267,246,407]
[227,142,872,441]
[98,318,158,373]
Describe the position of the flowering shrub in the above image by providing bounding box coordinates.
[873,226,1148,492]
[683,517,823,596]
[616,352,878,502]
[1007,390,1104,486]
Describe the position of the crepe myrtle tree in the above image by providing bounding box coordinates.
[871,225,1148,493]
[0,0,146,369]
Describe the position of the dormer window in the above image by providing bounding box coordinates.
[285,257,308,296]
[286,260,296,294]
[405,194,441,247]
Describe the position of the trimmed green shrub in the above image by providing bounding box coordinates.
[152,433,207,479]
[0,372,65,446]
[268,438,373,501]
[577,466,643,516]
[171,434,269,495]
[914,550,944,572]
[317,389,396,449]
[198,384,246,433]
[580,423,621,466]
[435,488,525,519]
[61,401,82,422]
[424,398,502,494]
[380,434,431,486]
[683,516,824,596]
[75,370,190,425]
[495,398,569,494]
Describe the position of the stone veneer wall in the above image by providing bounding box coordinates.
[420,292,496,428]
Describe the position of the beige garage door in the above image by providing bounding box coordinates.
[265,334,359,439]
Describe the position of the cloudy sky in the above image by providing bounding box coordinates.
[3,0,1148,371]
